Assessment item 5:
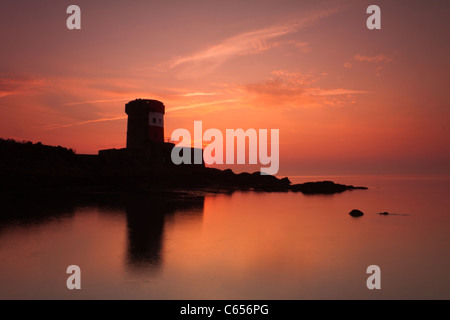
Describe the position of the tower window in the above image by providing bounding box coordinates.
[153,118,156,123]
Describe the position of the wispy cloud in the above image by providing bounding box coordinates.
[354,54,392,63]
[352,53,395,76]
[241,70,368,108]
[167,99,238,112]
[0,90,16,98]
[179,92,219,97]
[42,115,127,130]
[0,74,49,98]
[315,89,370,96]
[167,8,338,70]
[63,98,134,106]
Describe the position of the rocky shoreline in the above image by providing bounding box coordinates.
[0,138,368,194]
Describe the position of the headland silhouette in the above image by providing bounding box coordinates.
[0,99,367,195]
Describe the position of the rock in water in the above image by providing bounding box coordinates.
[290,181,367,194]
[378,212,389,215]
[349,209,364,217]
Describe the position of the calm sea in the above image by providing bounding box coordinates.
[0,175,449,299]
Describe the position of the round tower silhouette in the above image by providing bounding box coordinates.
[125,99,165,149]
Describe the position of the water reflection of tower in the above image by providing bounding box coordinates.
[124,193,205,271]
[125,195,165,268]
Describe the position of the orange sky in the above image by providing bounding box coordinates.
[0,0,449,175]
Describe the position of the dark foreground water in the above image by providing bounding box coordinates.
[0,175,449,299]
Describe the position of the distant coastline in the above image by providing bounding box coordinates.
[0,138,367,195]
